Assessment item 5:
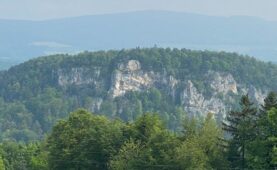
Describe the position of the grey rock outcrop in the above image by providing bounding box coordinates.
[56,59,268,118]
[181,80,226,117]
[57,67,101,86]
[90,98,103,113]
[207,71,238,95]
[110,60,155,97]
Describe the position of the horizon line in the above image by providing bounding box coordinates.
[0,9,272,22]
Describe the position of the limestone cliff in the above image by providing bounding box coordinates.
[56,59,268,118]
[110,60,154,97]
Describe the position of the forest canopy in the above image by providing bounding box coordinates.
[0,92,276,169]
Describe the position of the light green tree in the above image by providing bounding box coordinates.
[0,156,5,170]
[47,109,124,170]
[175,113,227,169]
[109,139,143,170]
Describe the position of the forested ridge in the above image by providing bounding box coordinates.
[0,48,276,142]
[0,48,276,169]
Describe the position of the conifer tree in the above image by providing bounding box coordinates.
[262,92,277,112]
[223,95,257,169]
[249,92,277,169]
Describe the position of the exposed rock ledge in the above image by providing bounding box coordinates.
[57,59,267,118]
[110,60,154,97]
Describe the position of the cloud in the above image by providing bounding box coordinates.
[30,41,71,48]
[43,50,82,56]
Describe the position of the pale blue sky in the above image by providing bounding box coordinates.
[1,0,277,20]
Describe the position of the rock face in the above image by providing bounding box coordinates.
[207,71,238,95]
[180,80,226,117]
[57,59,267,118]
[57,67,101,86]
[110,60,180,98]
[110,60,155,97]
[247,86,267,104]
[90,98,103,113]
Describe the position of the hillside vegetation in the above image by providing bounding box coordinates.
[0,48,276,142]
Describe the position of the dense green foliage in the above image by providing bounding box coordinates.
[0,109,227,170]
[0,92,276,169]
[0,48,276,141]
[223,95,258,169]
[223,93,277,169]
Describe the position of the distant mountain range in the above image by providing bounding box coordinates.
[1,10,277,69]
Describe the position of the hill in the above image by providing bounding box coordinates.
[0,48,276,141]
[2,10,277,70]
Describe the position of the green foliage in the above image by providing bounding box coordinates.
[47,109,124,170]
[175,137,209,170]
[223,95,258,169]
[223,92,277,169]
[175,113,227,169]
[252,107,277,169]
[0,156,5,170]
[46,109,227,170]
[109,139,144,170]
[0,142,47,170]
[0,91,276,170]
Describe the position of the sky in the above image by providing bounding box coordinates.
[1,0,277,21]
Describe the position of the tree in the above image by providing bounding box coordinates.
[110,113,179,170]
[131,113,164,144]
[266,108,277,168]
[262,92,277,111]
[109,139,144,170]
[223,95,258,169]
[0,141,34,170]
[29,143,49,170]
[246,92,277,169]
[0,156,5,170]
[175,136,209,170]
[175,113,227,169]
[47,109,124,170]
[199,113,228,168]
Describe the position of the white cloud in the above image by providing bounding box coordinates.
[30,41,71,48]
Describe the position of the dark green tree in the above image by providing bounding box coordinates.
[223,95,257,169]
[262,92,277,111]
[248,92,277,169]
[110,113,179,170]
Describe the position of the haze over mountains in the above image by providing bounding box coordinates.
[1,10,277,69]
